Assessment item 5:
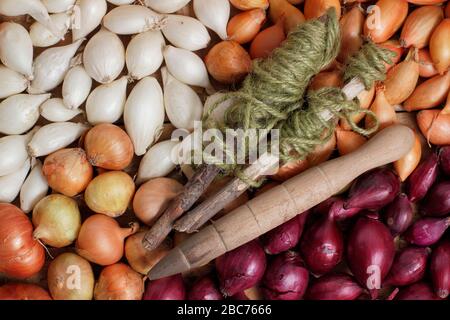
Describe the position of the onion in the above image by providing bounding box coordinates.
[384,247,430,287]
[400,5,444,49]
[430,240,450,299]
[143,274,186,300]
[378,40,404,71]
[40,98,83,122]
[20,160,48,214]
[421,181,450,216]
[407,152,439,202]
[269,0,305,33]
[47,252,94,300]
[417,110,450,145]
[395,282,443,300]
[440,146,450,175]
[262,251,309,300]
[32,194,81,248]
[384,194,413,236]
[94,263,144,300]
[418,48,439,78]
[102,5,163,35]
[336,128,366,156]
[0,64,28,99]
[0,284,51,300]
[304,0,341,20]
[188,276,224,300]
[404,72,450,111]
[42,148,93,197]
[73,0,107,41]
[0,203,45,279]
[347,217,395,299]
[328,197,361,221]
[345,168,400,211]
[193,0,230,40]
[306,274,362,300]
[340,86,375,130]
[249,19,285,60]
[430,19,450,74]
[384,58,420,106]
[231,286,264,300]
[393,132,422,181]
[76,214,138,266]
[261,215,303,255]
[230,0,269,10]
[309,70,343,91]
[271,158,309,182]
[84,124,134,170]
[133,178,183,226]
[125,231,171,275]
[162,15,210,51]
[227,9,266,44]
[144,0,191,13]
[300,214,343,275]
[216,240,267,297]
[338,6,364,63]
[84,171,135,218]
[405,217,450,246]
[363,0,409,44]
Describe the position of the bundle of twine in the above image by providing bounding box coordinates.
[202,9,395,185]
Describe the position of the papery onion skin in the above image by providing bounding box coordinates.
[133,178,183,226]
[125,231,172,275]
[384,58,420,105]
[430,240,450,299]
[404,217,450,246]
[407,152,439,202]
[188,276,224,300]
[336,128,366,156]
[384,247,429,287]
[271,159,309,181]
[430,19,450,74]
[227,9,266,45]
[84,123,134,170]
[143,274,186,300]
[216,240,267,297]
[76,214,138,266]
[395,282,443,300]
[249,20,285,60]
[231,286,264,300]
[230,0,269,10]
[384,193,413,236]
[328,197,361,221]
[84,171,135,217]
[421,181,450,216]
[417,110,450,145]
[338,6,364,63]
[0,203,45,279]
[269,0,305,33]
[32,194,81,248]
[0,284,51,300]
[418,48,439,78]
[47,252,94,300]
[43,148,93,197]
[304,0,341,20]
[94,263,144,300]
[393,132,422,181]
[262,216,302,255]
[306,274,362,300]
[404,72,450,111]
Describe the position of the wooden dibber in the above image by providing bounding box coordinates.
[148,125,415,280]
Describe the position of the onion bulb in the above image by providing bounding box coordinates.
[20,160,48,214]
[42,0,75,13]
[0,158,31,203]
[0,284,51,300]
[365,88,397,133]
[417,110,450,145]
[336,128,367,156]
[94,263,144,300]
[394,133,422,181]
[304,0,341,20]
[249,20,285,60]
[47,252,94,300]
[84,124,134,170]
[0,203,45,279]
[144,0,191,13]
[430,19,450,74]
[125,231,172,275]
[269,0,305,33]
[404,72,450,111]
[227,9,266,45]
[133,178,183,226]
[0,129,34,177]
[102,5,163,35]
[62,65,92,110]
[32,194,81,248]
[162,15,210,51]
[42,148,93,197]
[0,65,28,99]
[29,12,71,48]
[193,0,230,40]
[40,98,83,122]
[338,6,364,63]
[230,0,269,10]
[205,41,252,84]
[84,171,135,217]
[76,214,138,266]
[418,48,439,78]
[73,0,107,42]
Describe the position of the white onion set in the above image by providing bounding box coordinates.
[86,76,128,125]
[42,0,76,14]
[0,65,28,99]
[124,77,165,156]
[0,130,34,177]
[62,66,92,110]
[0,93,50,135]
[28,122,89,157]
[126,30,165,81]
[107,0,135,5]
[144,0,191,14]
[0,159,30,203]
[193,0,230,40]
[83,29,125,84]
[162,15,211,51]
[20,160,49,214]
[40,98,83,122]
[29,39,84,94]
[73,0,108,42]
[103,5,163,35]
[29,13,71,48]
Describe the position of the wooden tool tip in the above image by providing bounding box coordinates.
[147,247,190,280]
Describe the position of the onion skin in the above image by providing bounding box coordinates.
[94,263,144,300]
[328,197,361,221]
[393,132,422,181]
[249,20,285,60]
[143,274,186,300]
[338,6,363,63]
[84,123,134,170]
[384,57,420,105]
[231,286,264,300]
[384,194,413,236]
[363,0,409,44]
[0,284,51,300]
[347,217,395,299]
[340,86,375,130]
[188,276,224,300]
[0,203,45,279]
[439,146,450,175]
[269,0,305,33]
[395,282,442,300]
[421,181,450,216]
[430,19,450,74]
[417,110,450,145]
[32,194,81,248]
[306,274,362,300]
[446,2,450,18]
[407,152,439,202]
[430,240,450,299]
[84,171,135,217]
[76,214,138,266]
[230,0,269,10]
[345,168,400,211]
[47,252,94,300]
[205,41,252,84]
[418,48,439,78]
[365,88,397,133]
[125,231,171,275]
[216,240,267,297]
[300,215,343,275]
[271,158,309,181]
[405,217,450,246]
[304,0,341,20]
[336,128,366,156]
[378,40,404,71]
[133,178,183,226]
[227,9,266,45]
[404,72,450,111]
[400,6,444,49]
[262,251,309,300]
[261,213,305,255]
[309,70,343,91]
[43,148,93,197]
[384,247,430,287]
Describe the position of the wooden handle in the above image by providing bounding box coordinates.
[148,125,415,280]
